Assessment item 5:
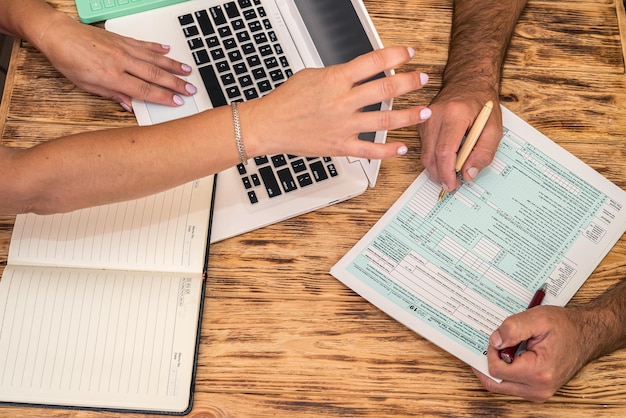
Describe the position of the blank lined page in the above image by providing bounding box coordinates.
[8,176,214,274]
[0,265,202,413]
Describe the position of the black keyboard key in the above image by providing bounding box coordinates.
[232,19,245,31]
[221,73,235,85]
[277,168,297,193]
[211,48,225,60]
[210,6,227,25]
[199,65,227,107]
[269,69,284,82]
[327,163,338,177]
[247,55,261,67]
[183,25,199,37]
[244,88,259,100]
[291,159,306,173]
[226,86,241,98]
[243,9,257,20]
[254,156,269,165]
[224,38,237,49]
[239,75,253,87]
[224,1,240,18]
[206,36,220,48]
[258,7,266,17]
[249,21,262,32]
[237,163,247,175]
[248,191,259,204]
[264,57,278,68]
[280,56,289,67]
[179,14,194,26]
[238,0,252,8]
[233,62,247,74]
[188,37,203,50]
[268,31,277,42]
[285,69,293,78]
[228,50,243,62]
[259,45,272,56]
[193,49,210,65]
[252,67,266,79]
[309,161,329,182]
[242,176,252,189]
[258,80,272,93]
[216,61,230,72]
[253,33,267,44]
[218,26,232,37]
[297,173,313,188]
[259,166,282,198]
[262,19,272,30]
[274,44,283,54]
[242,43,256,55]
[195,10,214,35]
[271,155,287,167]
[251,173,261,186]
[236,31,251,43]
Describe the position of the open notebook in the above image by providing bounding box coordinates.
[0,175,216,414]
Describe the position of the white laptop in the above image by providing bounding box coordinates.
[105,0,392,243]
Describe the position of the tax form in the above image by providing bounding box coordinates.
[330,106,626,380]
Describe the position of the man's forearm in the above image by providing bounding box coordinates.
[443,0,528,93]
[577,279,626,362]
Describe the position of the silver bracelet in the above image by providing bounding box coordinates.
[231,102,248,165]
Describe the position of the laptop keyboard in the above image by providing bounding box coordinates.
[178,0,340,205]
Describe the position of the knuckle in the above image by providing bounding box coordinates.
[375,109,394,130]
[138,81,154,99]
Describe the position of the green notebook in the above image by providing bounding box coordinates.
[75,0,189,24]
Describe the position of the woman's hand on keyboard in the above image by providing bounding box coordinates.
[35,10,197,111]
[241,46,431,160]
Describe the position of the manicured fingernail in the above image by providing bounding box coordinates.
[173,95,185,106]
[420,108,432,120]
[420,72,429,85]
[397,145,408,155]
[407,47,415,58]
[181,63,192,73]
[467,167,479,180]
[120,102,133,113]
[185,83,197,94]
[161,44,171,50]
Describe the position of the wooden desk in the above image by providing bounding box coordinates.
[2,0,626,416]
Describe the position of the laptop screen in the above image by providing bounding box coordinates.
[292,0,374,66]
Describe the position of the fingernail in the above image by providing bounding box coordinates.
[181,63,192,73]
[173,95,185,106]
[441,183,450,192]
[397,145,408,155]
[185,83,197,94]
[161,44,171,50]
[120,102,133,113]
[407,47,415,58]
[419,72,429,85]
[467,167,479,180]
[420,108,432,120]
[491,331,503,349]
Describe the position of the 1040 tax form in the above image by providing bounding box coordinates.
[331,106,626,380]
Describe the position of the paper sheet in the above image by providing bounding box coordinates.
[331,106,626,379]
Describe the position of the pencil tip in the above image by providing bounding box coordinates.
[437,189,446,201]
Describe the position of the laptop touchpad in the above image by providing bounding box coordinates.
[145,96,199,125]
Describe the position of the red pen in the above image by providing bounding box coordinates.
[498,283,547,364]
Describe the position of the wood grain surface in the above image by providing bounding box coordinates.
[1,0,626,416]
